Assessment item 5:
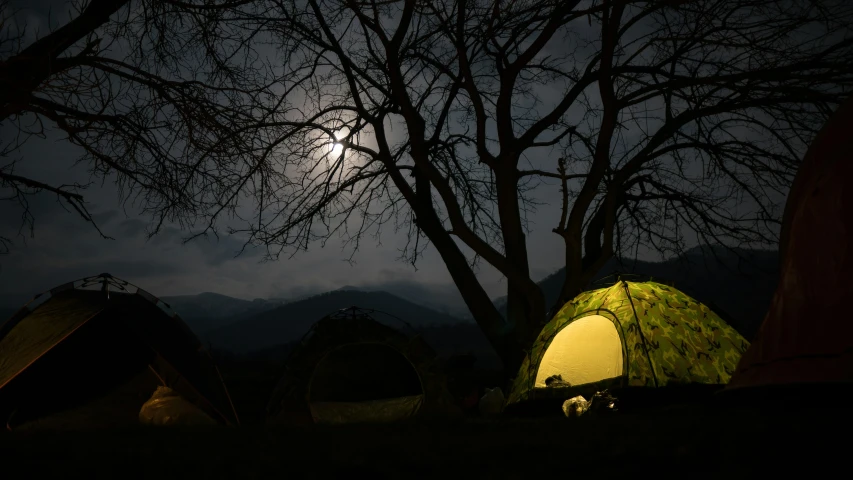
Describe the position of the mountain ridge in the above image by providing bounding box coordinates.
[1,245,779,351]
[200,289,476,354]
[160,292,286,334]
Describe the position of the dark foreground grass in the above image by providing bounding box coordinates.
[1,402,846,479]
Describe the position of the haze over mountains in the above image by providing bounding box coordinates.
[158,292,288,334]
[185,245,779,363]
[200,289,466,353]
[0,245,779,368]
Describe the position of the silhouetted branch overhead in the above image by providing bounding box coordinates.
[1,0,276,244]
[226,0,852,369]
[2,0,852,375]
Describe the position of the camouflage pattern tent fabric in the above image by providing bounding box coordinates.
[506,281,749,407]
[726,95,853,390]
[266,307,460,425]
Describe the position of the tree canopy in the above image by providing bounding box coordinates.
[3,0,852,375]
[222,0,853,369]
[1,0,268,251]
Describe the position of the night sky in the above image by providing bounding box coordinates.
[0,0,580,303]
[0,0,786,305]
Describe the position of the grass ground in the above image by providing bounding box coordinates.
[3,356,846,477]
[1,401,845,479]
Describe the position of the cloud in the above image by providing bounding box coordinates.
[0,249,184,298]
[186,233,264,267]
[0,111,560,309]
[2,0,709,306]
[91,209,120,226]
[0,2,583,305]
[116,218,148,237]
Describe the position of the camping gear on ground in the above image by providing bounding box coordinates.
[139,386,217,426]
[442,353,478,412]
[561,390,619,418]
[0,273,239,430]
[266,306,460,425]
[562,396,589,418]
[478,387,505,416]
[441,353,504,414]
[588,390,618,414]
[544,374,572,388]
[506,280,749,413]
[724,95,853,395]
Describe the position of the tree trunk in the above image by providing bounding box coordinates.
[495,162,544,363]
[404,167,520,378]
[503,287,547,383]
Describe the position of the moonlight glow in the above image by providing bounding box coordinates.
[328,127,349,157]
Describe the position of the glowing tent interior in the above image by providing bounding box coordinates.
[506,280,749,411]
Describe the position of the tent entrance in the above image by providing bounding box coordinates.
[307,343,424,424]
[534,314,624,388]
[2,312,161,429]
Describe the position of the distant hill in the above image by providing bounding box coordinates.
[161,292,286,334]
[217,322,503,370]
[333,282,472,320]
[494,245,778,341]
[0,245,779,363]
[202,289,473,354]
[0,289,284,332]
[415,323,502,369]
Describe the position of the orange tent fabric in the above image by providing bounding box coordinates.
[726,96,853,389]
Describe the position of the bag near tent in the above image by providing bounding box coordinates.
[266,307,460,425]
[505,280,749,414]
[0,274,239,430]
[139,386,217,427]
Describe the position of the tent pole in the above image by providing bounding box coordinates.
[622,281,659,388]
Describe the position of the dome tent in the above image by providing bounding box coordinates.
[506,280,749,410]
[584,271,743,336]
[266,306,459,425]
[724,95,853,393]
[0,273,239,429]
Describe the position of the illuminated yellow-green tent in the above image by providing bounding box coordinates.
[505,280,749,408]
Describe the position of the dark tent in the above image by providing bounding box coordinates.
[266,307,460,425]
[724,95,853,393]
[0,274,240,429]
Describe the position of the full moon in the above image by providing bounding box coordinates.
[328,127,349,158]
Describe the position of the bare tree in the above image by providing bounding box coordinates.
[210,0,852,376]
[0,0,268,253]
[4,0,852,379]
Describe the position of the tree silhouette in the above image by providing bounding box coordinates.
[214,0,852,375]
[4,1,853,379]
[0,0,264,253]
